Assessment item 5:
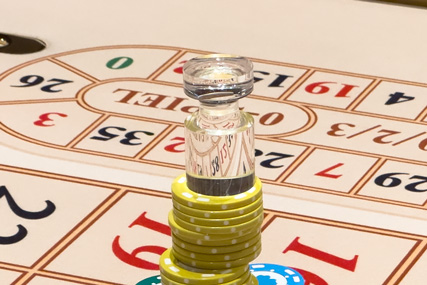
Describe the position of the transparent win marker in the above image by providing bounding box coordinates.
[183,54,255,196]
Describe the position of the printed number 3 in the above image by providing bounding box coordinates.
[34,112,68,127]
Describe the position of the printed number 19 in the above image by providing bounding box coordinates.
[305,82,357,98]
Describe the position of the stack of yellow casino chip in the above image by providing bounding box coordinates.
[159,174,262,284]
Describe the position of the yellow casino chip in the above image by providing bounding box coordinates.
[171,228,261,247]
[173,203,263,227]
[161,270,252,285]
[159,248,248,284]
[172,239,262,262]
[169,211,260,245]
[236,272,258,285]
[173,211,263,235]
[172,175,262,210]
[172,232,261,254]
[173,196,262,219]
[249,274,259,285]
[172,246,262,270]
[159,274,186,285]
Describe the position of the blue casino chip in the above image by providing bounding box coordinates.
[250,263,304,285]
[135,274,162,285]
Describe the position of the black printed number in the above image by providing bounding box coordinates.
[374,173,427,192]
[0,185,56,244]
[385,92,415,105]
[211,156,220,175]
[90,126,154,145]
[11,75,73,93]
[255,149,293,169]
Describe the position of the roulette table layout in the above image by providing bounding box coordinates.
[0,0,426,284]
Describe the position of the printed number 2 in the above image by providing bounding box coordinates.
[164,137,185,153]
[0,185,56,244]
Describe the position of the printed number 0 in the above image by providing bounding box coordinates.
[106,57,134,69]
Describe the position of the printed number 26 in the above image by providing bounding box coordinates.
[11,75,73,93]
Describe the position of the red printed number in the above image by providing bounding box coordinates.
[164,137,185,153]
[173,60,187,74]
[112,211,171,270]
[305,82,357,98]
[283,237,358,284]
[34,112,67,127]
[315,163,344,179]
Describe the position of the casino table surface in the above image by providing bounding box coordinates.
[0,0,427,284]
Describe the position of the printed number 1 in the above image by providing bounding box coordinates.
[283,237,358,284]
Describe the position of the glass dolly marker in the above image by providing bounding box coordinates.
[183,54,255,196]
[159,54,262,285]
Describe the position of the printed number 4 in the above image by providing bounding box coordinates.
[385,92,415,105]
